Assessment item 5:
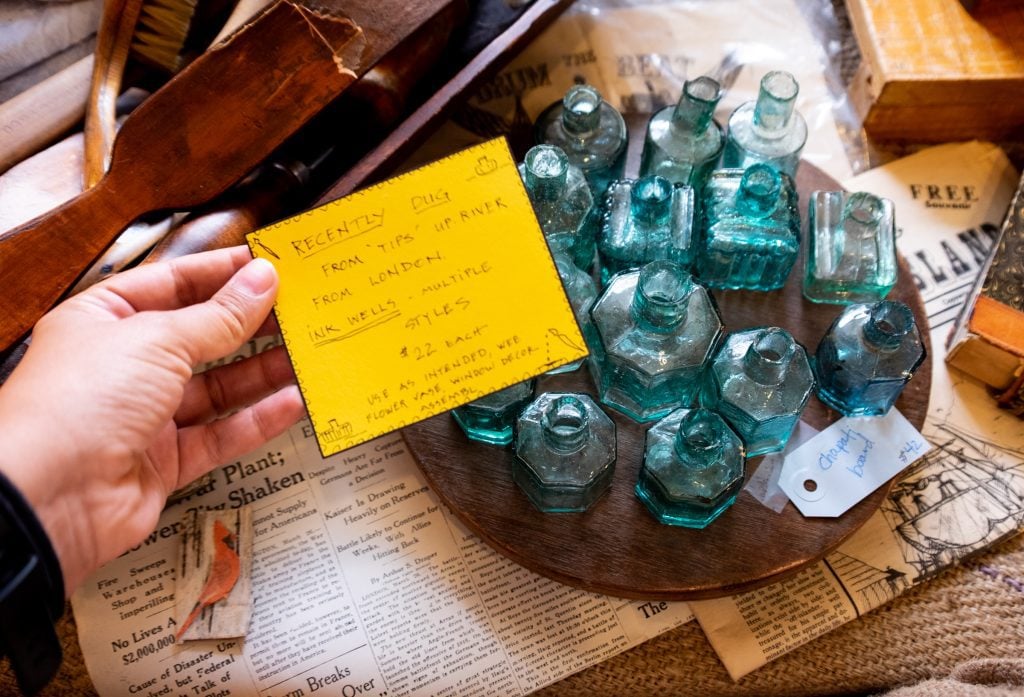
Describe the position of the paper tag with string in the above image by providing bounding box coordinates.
[779,409,932,517]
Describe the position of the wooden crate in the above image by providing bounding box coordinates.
[846,0,1024,143]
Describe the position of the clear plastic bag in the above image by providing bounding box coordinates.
[427,0,870,182]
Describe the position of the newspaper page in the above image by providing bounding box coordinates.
[412,0,853,183]
[71,413,692,697]
[691,141,1024,680]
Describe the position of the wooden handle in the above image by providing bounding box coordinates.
[84,0,146,188]
[0,180,147,346]
[144,0,471,265]
[0,0,455,352]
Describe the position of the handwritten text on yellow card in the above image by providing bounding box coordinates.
[247,139,587,456]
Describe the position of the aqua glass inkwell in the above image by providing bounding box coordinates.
[547,255,598,376]
[534,84,628,198]
[722,70,807,179]
[589,260,723,422]
[697,163,800,291]
[513,393,616,513]
[519,144,597,271]
[701,327,814,457]
[814,300,926,417]
[451,380,536,446]
[639,76,724,191]
[636,407,745,528]
[803,191,897,304]
[598,175,696,286]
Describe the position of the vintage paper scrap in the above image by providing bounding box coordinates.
[175,507,253,641]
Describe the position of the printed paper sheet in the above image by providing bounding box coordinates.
[71,414,692,697]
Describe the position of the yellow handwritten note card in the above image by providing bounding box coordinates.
[247,138,587,456]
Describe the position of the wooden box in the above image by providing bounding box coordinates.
[846,0,1024,143]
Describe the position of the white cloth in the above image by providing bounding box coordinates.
[0,0,99,83]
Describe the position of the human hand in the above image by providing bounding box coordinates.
[0,246,305,593]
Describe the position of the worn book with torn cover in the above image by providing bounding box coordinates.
[947,171,1024,404]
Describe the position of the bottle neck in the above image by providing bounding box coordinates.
[752,70,799,134]
[541,395,590,453]
[555,256,597,313]
[631,176,673,227]
[672,76,722,134]
[674,409,724,466]
[862,301,914,351]
[743,328,794,385]
[561,85,603,135]
[630,261,692,332]
[523,145,569,202]
[842,192,884,237]
[735,164,781,218]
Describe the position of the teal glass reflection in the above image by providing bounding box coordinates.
[814,301,926,417]
[697,164,800,291]
[722,70,807,178]
[640,76,724,192]
[598,175,696,287]
[636,408,745,528]
[804,191,897,304]
[451,380,536,446]
[547,256,598,376]
[701,327,815,457]
[513,393,617,513]
[589,260,723,422]
[534,84,628,199]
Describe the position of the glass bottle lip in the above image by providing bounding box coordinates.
[843,191,885,227]
[632,176,674,224]
[863,301,914,349]
[632,260,693,330]
[541,394,591,453]
[674,408,724,464]
[685,76,723,104]
[523,145,569,200]
[562,84,603,134]
[761,70,799,102]
[744,327,794,385]
[737,164,782,217]
[752,70,799,135]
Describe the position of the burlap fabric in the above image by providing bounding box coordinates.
[4,532,1023,696]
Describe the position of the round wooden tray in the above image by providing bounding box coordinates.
[403,162,932,600]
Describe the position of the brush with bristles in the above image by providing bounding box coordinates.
[132,0,240,74]
[0,0,266,176]
[83,0,238,187]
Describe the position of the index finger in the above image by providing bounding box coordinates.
[90,246,255,314]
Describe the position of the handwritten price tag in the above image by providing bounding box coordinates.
[778,409,932,517]
[247,138,587,456]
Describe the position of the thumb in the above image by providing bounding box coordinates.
[166,257,279,365]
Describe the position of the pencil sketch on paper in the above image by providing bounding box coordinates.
[880,422,1024,582]
[825,552,910,610]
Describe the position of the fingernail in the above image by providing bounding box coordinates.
[236,258,277,295]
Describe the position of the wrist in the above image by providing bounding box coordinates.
[0,379,97,593]
[0,469,65,693]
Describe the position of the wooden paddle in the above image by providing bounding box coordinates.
[0,0,453,353]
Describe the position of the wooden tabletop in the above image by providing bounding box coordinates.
[403,160,932,600]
